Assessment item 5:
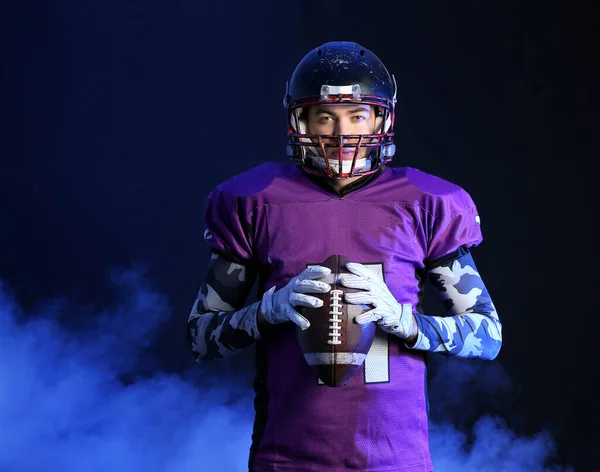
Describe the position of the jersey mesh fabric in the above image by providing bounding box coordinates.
[203,163,482,472]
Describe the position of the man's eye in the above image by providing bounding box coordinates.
[318,116,333,123]
[352,115,367,121]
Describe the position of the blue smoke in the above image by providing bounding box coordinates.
[0,268,254,472]
[0,268,571,472]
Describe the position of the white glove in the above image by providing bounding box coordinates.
[340,262,417,339]
[260,265,331,330]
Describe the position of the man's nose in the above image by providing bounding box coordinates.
[334,119,351,136]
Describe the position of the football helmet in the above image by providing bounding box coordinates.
[283,41,397,178]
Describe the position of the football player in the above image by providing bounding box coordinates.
[187,41,502,472]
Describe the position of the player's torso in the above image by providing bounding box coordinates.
[243,165,434,471]
[251,165,429,301]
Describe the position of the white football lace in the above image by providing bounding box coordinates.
[327,289,343,345]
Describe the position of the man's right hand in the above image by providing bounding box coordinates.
[259,266,332,330]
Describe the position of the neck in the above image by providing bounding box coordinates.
[329,175,364,191]
[303,165,386,197]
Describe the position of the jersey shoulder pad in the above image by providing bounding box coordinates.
[403,167,466,197]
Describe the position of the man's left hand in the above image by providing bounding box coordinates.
[340,262,418,341]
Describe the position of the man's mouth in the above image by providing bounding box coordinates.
[327,149,357,159]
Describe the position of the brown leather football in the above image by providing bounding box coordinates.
[297,254,375,387]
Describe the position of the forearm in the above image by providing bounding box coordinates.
[187,298,262,361]
[410,309,502,360]
[379,309,501,357]
[186,251,260,362]
[409,248,503,360]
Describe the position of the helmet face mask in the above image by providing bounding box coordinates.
[284,42,397,179]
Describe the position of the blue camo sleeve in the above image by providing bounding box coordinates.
[410,248,502,360]
[187,252,261,362]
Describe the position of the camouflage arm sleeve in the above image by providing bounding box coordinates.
[187,252,261,362]
[411,248,503,360]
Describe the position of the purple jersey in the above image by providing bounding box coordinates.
[204,163,482,472]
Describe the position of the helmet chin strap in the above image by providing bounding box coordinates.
[306,153,373,176]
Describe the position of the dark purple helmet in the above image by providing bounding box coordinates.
[284,41,397,178]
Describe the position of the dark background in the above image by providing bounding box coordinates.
[1,1,598,471]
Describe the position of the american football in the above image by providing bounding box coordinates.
[297,254,376,387]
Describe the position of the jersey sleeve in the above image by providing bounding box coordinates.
[203,185,255,262]
[186,185,261,362]
[426,188,483,262]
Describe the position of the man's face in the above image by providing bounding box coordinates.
[306,104,376,161]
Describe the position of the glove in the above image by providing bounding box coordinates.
[260,265,331,330]
[340,262,417,339]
